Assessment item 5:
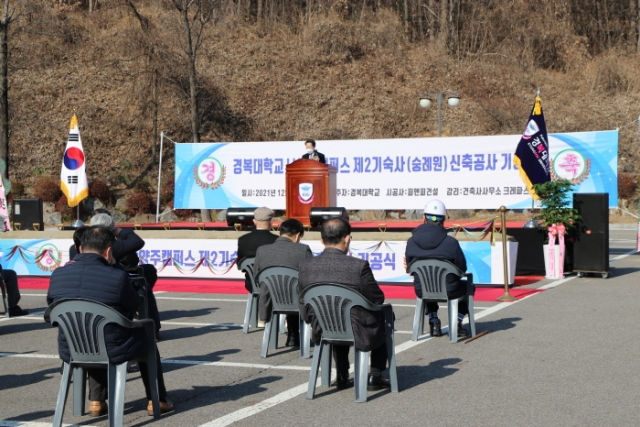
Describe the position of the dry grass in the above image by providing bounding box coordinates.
[7,1,640,212]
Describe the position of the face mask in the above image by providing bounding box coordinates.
[307,148,314,154]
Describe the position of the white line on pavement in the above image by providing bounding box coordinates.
[0,421,95,427]
[162,359,310,371]
[0,352,310,372]
[196,280,565,427]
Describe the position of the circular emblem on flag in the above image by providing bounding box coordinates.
[63,147,85,170]
[36,243,62,272]
[193,157,226,190]
[550,149,591,184]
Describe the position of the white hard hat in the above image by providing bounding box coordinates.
[424,199,446,218]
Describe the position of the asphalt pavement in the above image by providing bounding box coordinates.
[0,229,638,427]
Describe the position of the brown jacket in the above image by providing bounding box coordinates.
[297,247,385,351]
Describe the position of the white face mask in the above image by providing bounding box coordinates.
[307,148,314,154]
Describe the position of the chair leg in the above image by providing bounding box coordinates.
[52,362,72,427]
[72,367,86,416]
[468,296,476,337]
[386,332,399,393]
[269,315,279,350]
[108,363,128,427]
[412,298,424,341]
[261,319,273,358]
[251,294,259,328]
[300,320,311,359]
[320,343,332,388]
[146,351,161,419]
[354,350,370,403]
[448,299,458,344]
[0,281,8,318]
[242,293,253,334]
[306,340,324,400]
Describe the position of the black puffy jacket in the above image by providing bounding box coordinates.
[47,253,148,364]
[405,222,467,299]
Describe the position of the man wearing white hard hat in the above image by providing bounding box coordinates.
[405,199,470,338]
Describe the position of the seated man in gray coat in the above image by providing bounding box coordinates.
[297,217,390,391]
[254,218,313,346]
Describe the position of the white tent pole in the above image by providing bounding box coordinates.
[155,131,164,223]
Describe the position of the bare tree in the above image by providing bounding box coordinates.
[170,0,214,221]
[0,0,13,178]
[170,0,213,144]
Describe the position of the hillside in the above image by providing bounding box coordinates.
[6,0,640,213]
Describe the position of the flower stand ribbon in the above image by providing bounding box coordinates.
[547,224,566,278]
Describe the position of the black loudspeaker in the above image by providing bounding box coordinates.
[226,208,256,227]
[13,198,44,231]
[572,193,609,277]
[309,207,349,228]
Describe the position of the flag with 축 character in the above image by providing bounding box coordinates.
[513,95,550,199]
[60,114,89,207]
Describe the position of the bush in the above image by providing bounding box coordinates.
[618,173,636,199]
[89,179,112,204]
[135,180,152,194]
[55,195,74,221]
[32,177,62,202]
[10,181,25,198]
[159,179,174,207]
[125,192,155,216]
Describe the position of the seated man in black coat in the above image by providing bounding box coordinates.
[254,218,313,346]
[48,226,173,417]
[89,212,162,338]
[1,264,28,316]
[405,199,470,338]
[298,218,390,391]
[237,207,278,327]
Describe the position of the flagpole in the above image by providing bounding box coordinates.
[155,131,164,223]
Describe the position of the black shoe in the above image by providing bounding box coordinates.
[457,321,470,338]
[285,333,300,347]
[367,374,391,391]
[8,306,28,317]
[429,318,442,337]
[333,372,353,389]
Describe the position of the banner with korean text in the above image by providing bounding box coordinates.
[174,130,618,210]
[0,238,516,285]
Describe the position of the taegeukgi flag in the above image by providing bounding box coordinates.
[513,95,550,198]
[60,114,89,207]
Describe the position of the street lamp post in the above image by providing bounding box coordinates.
[419,90,460,137]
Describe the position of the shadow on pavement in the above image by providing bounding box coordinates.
[158,324,240,341]
[0,366,59,391]
[475,317,521,333]
[159,307,219,322]
[161,348,242,373]
[0,320,51,335]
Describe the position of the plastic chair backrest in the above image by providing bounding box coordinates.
[408,259,465,300]
[256,266,299,312]
[45,298,134,364]
[299,283,379,343]
[239,257,257,292]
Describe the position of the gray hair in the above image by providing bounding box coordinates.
[89,213,116,231]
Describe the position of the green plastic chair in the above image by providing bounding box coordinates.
[0,274,8,318]
[239,257,261,334]
[407,259,476,343]
[256,266,311,358]
[44,298,161,427]
[300,283,398,403]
